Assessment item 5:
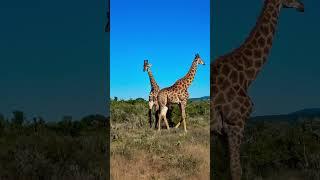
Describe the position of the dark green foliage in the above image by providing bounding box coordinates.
[110,99,209,127]
[212,118,320,179]
[0,112,108,180]
[110,99,148,127]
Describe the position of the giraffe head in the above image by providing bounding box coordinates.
[282,0,304,12]
[194,53,205,65]
[143,60,152,72]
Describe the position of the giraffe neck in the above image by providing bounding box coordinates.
[181,61,198,89]
[240,0,282,85]
[147,69,159,91]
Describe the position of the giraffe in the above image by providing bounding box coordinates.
[143,60,161,128]
[157,54,205,132]
[210,0,304,179]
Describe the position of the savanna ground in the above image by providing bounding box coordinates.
[212,117,320,180]
[110,98,210,180]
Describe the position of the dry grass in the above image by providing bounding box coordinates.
[110,100,210,180]
[111,128,209,180]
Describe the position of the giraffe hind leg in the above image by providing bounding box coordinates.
[157,111,162,131]
[158,106,167,131]
[148,101,154,128]
[161,106,170,130]
[154,109,159,129]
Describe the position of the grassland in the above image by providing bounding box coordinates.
[110,99,210,180]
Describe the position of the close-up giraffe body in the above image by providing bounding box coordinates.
[211,0,304,179]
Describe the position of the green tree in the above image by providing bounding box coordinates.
[0,113,5,132]
[58,116,73,134]
[38,116,45,125]
[81,114,107,127]
[62,115,72,122]
[33,117,38,132]
[135,98,145,102]
[11,110,25,126]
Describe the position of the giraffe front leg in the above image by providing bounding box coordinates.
[181,102,187,133]
[175,102,184,128]
[158,110,162,131]
[227,126,243,180]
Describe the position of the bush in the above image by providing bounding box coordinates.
[0,113,108,179]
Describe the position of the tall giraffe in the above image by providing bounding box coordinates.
[157,54,205,132]
[143,60,160,128]
[211,0,304,179]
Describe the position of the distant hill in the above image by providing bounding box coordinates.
[289,108,320,116]
[189,96,210,102]
[250,108,320,122]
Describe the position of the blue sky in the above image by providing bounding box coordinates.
[212,0,320,115]
[0,0,107,120]
[1,0,318,120]
[111,0,210,100]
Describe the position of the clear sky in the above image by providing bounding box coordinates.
[111,0,210,100]
[212,0,320,116]
[2,0,317,120]
[0,0,108,120]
